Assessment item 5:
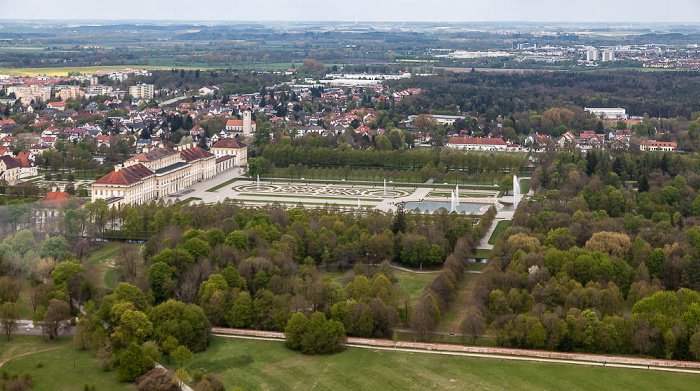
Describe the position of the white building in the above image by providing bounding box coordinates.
[225,110,255,136]
[584,107,627,120]
[128,84,154,100]
[601,50,615,62]
[586,48,599,62]
[446,137,507,151]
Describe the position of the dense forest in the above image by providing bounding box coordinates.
[471,150,700,360]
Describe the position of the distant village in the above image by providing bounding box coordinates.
[0,68,677,206]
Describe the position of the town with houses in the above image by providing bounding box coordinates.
[0,67,679,206]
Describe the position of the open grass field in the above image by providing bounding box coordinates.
[393,270,438,303]
[0,335,70,360]
[1,342,136,391]
[178,337,699,391]
[85,242,136,290]
[488,220,511,245]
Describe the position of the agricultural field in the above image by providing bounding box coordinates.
[174,337,699,391]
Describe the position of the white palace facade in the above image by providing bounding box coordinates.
[92,143,230,207]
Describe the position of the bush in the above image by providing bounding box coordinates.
[83,384,96,391]
[284,312,346,354]
[136,368,179,391]
[35,360,43,368]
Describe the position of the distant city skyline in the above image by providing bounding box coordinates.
[2,0,700,23]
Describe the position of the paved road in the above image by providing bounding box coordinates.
[12,319,75,337]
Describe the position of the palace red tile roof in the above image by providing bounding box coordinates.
[94,163,154,185]
[212,138,247,149]
[447,137,506,145]
[127,147,178,163]
[179,146,214,163]
[41,191,85,208]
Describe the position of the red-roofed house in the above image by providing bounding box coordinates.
[211,138,247,170]
[640,140,677,152]
[0,155,21,183]
[48,101,66,111]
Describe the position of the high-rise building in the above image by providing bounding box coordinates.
[601,50,615,62]
[128,83,154,100]
[586,47,599,62]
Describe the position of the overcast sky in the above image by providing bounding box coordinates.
[2,0,700,23]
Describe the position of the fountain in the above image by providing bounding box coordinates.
[455,184,460,205]
[384,179,387,197]
[513,174,521,209]
[357,199,361,209]
[450,190,457,212]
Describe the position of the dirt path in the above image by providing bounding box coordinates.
[0,341,72,369]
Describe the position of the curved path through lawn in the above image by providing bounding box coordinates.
[0,341,72,369]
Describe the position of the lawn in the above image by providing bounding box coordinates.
[87,242,121,265]
[85,242,135,290]
[206,177,243,192]
[519,178,531,194]
[239,193,383,202]
[488,220,511,245]
[1,342,136,391]
[178,337,699,391]
[474,249,492,259]
[393,270,438,304]
[0,335,70,360]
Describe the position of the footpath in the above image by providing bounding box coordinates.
[210,327,700,374]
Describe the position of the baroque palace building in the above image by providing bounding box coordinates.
[91,143,217,207]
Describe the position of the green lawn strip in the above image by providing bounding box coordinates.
[466,262,487,272]
[232,198,371,208]
[176,337,698,391]
[488,220,511,245]
[206,177,243,192]
[0,335,71,360]
[103,267,120,290]
[260,177,499,189]
[474,249,492,259]
[15,280,35,319]
[437,274,475,332]
[87,242,121,265]
[1,342,136,391]
[238,193,383,202]
[392,270,437,304]
[519,178,531,193]
[428,192,494,198]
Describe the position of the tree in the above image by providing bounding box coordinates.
[43,299,71,340]
[0,302,19,341]
[148,262,173,303]
[171,345,193,369]
[117,343,154,382]
[39,236,68,259]
[459,311,485,344]
[116,245,142,281]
